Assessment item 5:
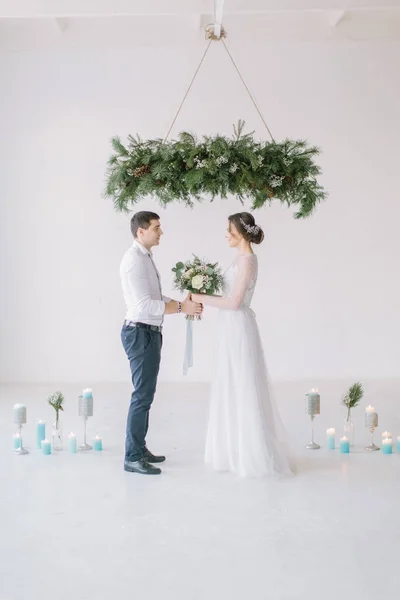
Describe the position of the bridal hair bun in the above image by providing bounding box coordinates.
[229,212,265,245]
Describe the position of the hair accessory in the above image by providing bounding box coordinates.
[240,218,260,236]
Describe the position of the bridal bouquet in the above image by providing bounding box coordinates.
[172,255,224,375]
[172,255,224,319]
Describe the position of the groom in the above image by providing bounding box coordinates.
[120,211,203,475]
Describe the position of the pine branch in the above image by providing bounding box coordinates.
[341,382,364,412]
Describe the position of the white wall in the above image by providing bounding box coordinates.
[1,40,400,383]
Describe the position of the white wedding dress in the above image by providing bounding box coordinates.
[204,254,294,478]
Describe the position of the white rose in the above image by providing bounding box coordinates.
[191,275,204,290]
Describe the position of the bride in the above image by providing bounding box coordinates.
[191,212,294,478]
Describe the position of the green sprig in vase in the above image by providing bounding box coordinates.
[48,391,65,451]
[342,382,363,447]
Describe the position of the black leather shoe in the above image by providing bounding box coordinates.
[144,448,166,463]
[124,458,161,475]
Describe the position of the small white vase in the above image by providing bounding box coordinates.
[52,418,63,451]
[344,413,355,447]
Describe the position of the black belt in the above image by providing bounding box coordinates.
[124,320,162,333]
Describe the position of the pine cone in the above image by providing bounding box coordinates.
[265,186,275,198]
[133,165,151,178]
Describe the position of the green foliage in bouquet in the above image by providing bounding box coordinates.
[106,121,326,219]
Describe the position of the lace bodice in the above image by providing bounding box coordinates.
[224,254,258,308]
[201,254,258,310]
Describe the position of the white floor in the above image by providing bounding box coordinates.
[1,381,400,600]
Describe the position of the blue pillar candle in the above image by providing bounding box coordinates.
[41,439,51,455]
[93,435,103,451]
[13,433,22,450]
[68,433,77,453]
[340,436,350,454]
[382,438,393,454]
[326,428,335,450]
[397,437,400,453]
[36,420,46,449]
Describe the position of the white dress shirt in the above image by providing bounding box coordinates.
[120,240,171,327]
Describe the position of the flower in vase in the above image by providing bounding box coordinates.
[48,390,64,426]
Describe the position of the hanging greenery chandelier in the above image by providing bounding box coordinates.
[105,27,326,219]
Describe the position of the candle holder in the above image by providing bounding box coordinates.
[305,389,320,449]
[13,404,29,455]
[365,411,379,451]
[78,392,93,451]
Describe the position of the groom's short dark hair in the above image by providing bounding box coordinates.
[130,211,160,238]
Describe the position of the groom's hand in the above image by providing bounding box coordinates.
[182,295,203,316]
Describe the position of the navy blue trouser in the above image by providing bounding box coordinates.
[121,324,162,462]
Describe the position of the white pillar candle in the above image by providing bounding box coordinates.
[13,404,27,425]
[305,389,320,415]
[365,405,378,430]
[78,394,93,417]
[382,431,391,438]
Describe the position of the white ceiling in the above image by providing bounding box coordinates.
[0,0,398,17]
[0,0,400,49]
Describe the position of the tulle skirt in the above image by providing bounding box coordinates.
[205,307,294,478]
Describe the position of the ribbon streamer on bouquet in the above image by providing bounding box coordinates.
[183,318,194,376]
